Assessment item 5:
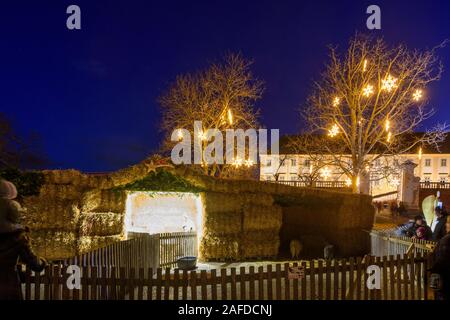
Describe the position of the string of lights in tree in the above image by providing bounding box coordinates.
[327,59,425,146]
[177,108,255,169]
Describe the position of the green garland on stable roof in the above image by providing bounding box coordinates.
[115,169,204,193]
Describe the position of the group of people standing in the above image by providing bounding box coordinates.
[396,207,447,242]
[395,206,450,300]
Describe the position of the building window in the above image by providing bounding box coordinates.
[440,176,447,184]
[441,159,447,167]
[291,159,297,166]
[304,160,311,167]
[373,179,380,187]
[425,159,431,167]
[394,159,399,167]
[278,175,285,181]
[423,176,431,184]
[280,159,286,167]
[266,159,272,167]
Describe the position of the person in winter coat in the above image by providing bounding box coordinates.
[0,179,46,300]
[429,215,450,300]
[431,207,448,242]
[406,215,433,240]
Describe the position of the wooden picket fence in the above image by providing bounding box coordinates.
[22,253,430,300]
[369,230,435,257]
[60,232,197,272]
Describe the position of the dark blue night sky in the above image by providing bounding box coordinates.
[2,0,450,172]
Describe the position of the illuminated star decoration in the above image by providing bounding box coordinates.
[345,178,352,187]
[381,75,398,92]
[232,157,243,168]
[320,167,331,180]
[244,159,254,167]
[328,124,340,137]
[362,84,374,97]
[198,130,207,141]
[413,89,423,102]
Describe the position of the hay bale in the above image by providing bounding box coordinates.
[243,205,282,231]
[29,230,78,260]
[242,193,273,207]
[80,190,126,213]
[240,231,280,259]
[21,198,80,231]
[203,211,241,235]
[203,192,243,213]
[79,212,124,236]
[42,169,82,185]
[80,189,101,212]
[78,235,123,254]
[241,238,280,259]
[39,184,81,200]
[200,234,240,260]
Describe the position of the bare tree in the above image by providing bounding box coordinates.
[298,34,448,193]
[0,113,48,169]
[159,53,264,178]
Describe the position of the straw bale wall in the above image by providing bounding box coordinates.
[21,161,374,261]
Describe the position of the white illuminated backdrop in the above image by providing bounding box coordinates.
[124,192,204,237]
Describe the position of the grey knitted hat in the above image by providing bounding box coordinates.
[0,179,18,199]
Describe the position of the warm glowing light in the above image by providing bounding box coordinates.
[177,129,183,141]
[363,59,368,72]
[356,176,360,187]
[309,164,313,175]
[362,84,374,97]
[385,119,390,132]
[320,167,331,180]
[413,89,423,102]
[328,124,340,137]
[333,97,341,107]
[418,147,423,160]
[198,131,207,141]
[232,157,243,168]
[381,74,398,92]
[387,132,392,143]
[244,159,254,167]
[227,109,234,125]
[345,178,351,187]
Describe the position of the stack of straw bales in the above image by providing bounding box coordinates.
[200,191,282,261]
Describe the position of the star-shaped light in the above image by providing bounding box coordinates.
[328,124,340,137]
[244,159,254,167]
[232,157,243,168]
[198,131,207,141]
[320,167,331,180]
[413,89,423,102]
[381,75,398,92]
[362,84,374,97]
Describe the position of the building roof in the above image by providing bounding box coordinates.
[273,133,450,155]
